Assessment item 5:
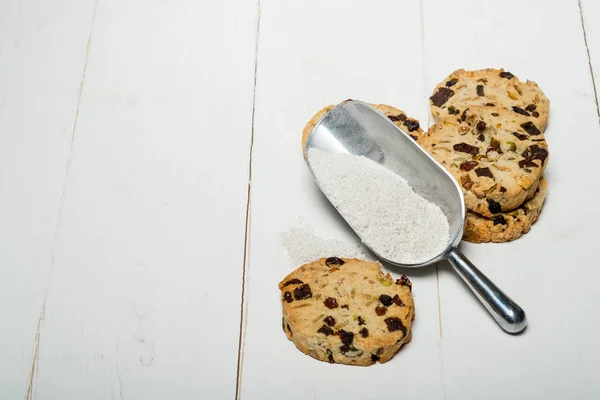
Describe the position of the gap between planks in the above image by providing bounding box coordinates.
[25,0,99,398]
[578,0,600,125]
[235,1,261,399]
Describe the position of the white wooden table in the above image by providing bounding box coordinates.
[1,0,599,399]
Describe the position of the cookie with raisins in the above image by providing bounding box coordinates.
[279,257,414,366]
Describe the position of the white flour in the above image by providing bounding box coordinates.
[278,225,374,267]
[307,148,450,264]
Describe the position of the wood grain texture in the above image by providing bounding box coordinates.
[422,0,600,398]
[0,1,97,397]
[238,1,444,399]
[25,1,259,398]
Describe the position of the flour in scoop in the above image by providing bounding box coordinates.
[307,148,450,264]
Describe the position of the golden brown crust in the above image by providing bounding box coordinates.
[301,102,425,158]
[279,258,414,366]
[463,177,547,243]
[418,106,548,218]
[429,68,550,132]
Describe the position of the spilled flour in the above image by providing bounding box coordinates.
[307,148,450,264]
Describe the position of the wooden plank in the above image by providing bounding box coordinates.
[580,0,600,121]
[0,1,96,397]
[239,1,446,399]
[422,0,600,398]
[29,1,259,398]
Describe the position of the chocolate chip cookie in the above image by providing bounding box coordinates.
[279,257,414,366]
[418,106,549,218]
[429,68,550,132]
[302,101,425,158]
[463,177,547,243]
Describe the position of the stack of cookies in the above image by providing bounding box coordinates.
[422,68,550,243]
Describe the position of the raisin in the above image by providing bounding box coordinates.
[485,103,496,107]
[461,108,468,121]
[387,115,400,122]
[283,292,293,303]
[491,112,499,116]
[325,257,345,266]
[317,325,334,336]
[476,85,484,96]
[476,121,486,131]
[448,106,460,115]
[324,297,339,309]
[525,104,537,112]
[475,167,493,178]
[324,316,336,326]
[384,317,407,334]
[371,354,380,362]
[512,106,530,116]
[500,186,507,193]
[528,145,548,162]
[338,330,354,345]
[518,159,538,168]
[360,328,369,338]
[341,305,349,309]
[392,294,404,306]
[520,122,541,136]
[459,161,478,171]
[532,111,539,118]
[453,142,480,156]
[403,119,420,132]
[500,71,514,79]
[327,349,334,363]
[477,134,485,142]
[396,275,412,290]
[375,306,387,316]
[488,199,502,214]
[379,294,393,307]
[445,79,458,87]
[430,87,454,107]
[293,284,312,300]
[493,215,507,225]
[282,278,303,288]
[357,316,365,326]
[512,132,529,141]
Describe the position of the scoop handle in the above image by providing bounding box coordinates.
[447,248,527,333]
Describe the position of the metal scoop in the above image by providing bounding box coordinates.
[305,100,526,334]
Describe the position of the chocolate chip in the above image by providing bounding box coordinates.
[403,119,420,132]
[387,115,400,122]
[485,103,496,107]
[282,278,303,288]
[396,275,412,290]
[512,106,530,116]
[430,87,454,107]
[341,305,349,309]
[317,325,334,336]
[461,108,469,121]
[491,112,499,116]
[488,199,502,214]
[324,316,336,326]
[448,106,460,115]
[446,79,458,87]
[357,316,365,326]
[375,306,387,316]
[283,292,293,303]
[371,354,380,362]
[476,121,486,131]
[528,145,549,162]
[327,349,334,363]
[379,294,393,307]
[500,71,514,79]
[532,111,539,118]
[392,294,404,306]
[359,328,369,338]
[520,122,541,136]
[410,135,418,140]
[525,104,537,112]
[338,330,354,345]
[476,85,484,96]
[518,159,538,168]
[512,132,529,141]
[475,167,493,178]
[325,257,345,266]
[324,297,339,309]
[500,186,507,193]
[340,345,363,357]
[487,146,503,155]
[384,317,407,334]
[459,161,478,171]
[477,134,485,142]
[293,284,312,300]
[493,215,507,225]
[397,114,407,121]
[453,142,480,156]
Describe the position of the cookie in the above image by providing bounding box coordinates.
[418,106,549,218]
[302,102,425,158]
[279,257,414,366]
[429,68,550,132]
[463,177,548,243]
